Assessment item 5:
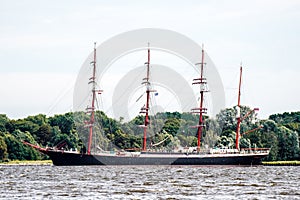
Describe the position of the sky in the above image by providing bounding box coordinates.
[0,0,299,120]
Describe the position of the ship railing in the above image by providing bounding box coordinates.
[209,148,239,154]
[240,148,270,154]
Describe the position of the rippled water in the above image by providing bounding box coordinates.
[0,165,299,199]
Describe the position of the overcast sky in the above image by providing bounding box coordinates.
[0,0,299,119]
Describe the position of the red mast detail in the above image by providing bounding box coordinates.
[87,42,97,155]
[142,44,151,151]
[192,45,207,152]
[235,65,243,150]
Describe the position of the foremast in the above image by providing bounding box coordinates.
[191,45,208,152]
[86,42,102,155]
[140,44,155,151]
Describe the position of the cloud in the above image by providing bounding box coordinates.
[0,0,300,119]
[0,72,76,119]
[223,67,300,119]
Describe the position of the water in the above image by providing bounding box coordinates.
[0,165,299,200]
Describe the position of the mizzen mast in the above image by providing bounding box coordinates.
[235,65,243,150]
[86,42,102,155]
[191,45,208,152]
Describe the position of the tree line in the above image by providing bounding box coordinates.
[0,106,299,162]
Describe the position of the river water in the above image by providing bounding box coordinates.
[0,165,299,199]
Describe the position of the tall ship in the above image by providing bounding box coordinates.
[23,43,269,166]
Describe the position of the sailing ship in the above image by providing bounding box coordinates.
[23,43,269,166]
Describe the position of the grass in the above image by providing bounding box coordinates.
[262,160,300,166]
[0,160,53,165]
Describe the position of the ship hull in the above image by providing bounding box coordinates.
[40,150,267,166]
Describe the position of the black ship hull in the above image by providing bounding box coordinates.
[40,149,268,166]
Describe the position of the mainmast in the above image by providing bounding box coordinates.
[235,65,243,150]
[192,45,208,152]
[86,42,102,155]
[140,43,152,151]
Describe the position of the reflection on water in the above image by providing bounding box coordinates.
[0,165,299,199]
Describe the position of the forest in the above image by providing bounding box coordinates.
[0,106,299,162]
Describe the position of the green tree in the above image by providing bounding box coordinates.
[216,107,236,132]
[4,133,41,160]
[215,130,235,148]
[257,120,279,161]
[0,136,7,161]
[287,131,299,160]
[34,124,53,146]
[216,106,258,134]
[0,114,10,132]
[12,119,39,135]
[161,118,181,136]
[49,112,74,134]
[25,114,47,126]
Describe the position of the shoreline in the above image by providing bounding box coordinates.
[1,160,299,166]
[262,161,300,166]
[0,160,53,166]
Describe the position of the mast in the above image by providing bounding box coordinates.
[235,65,243,150]
[140,43,151,151]
[192,45,208,152]
[86,42,102,155]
